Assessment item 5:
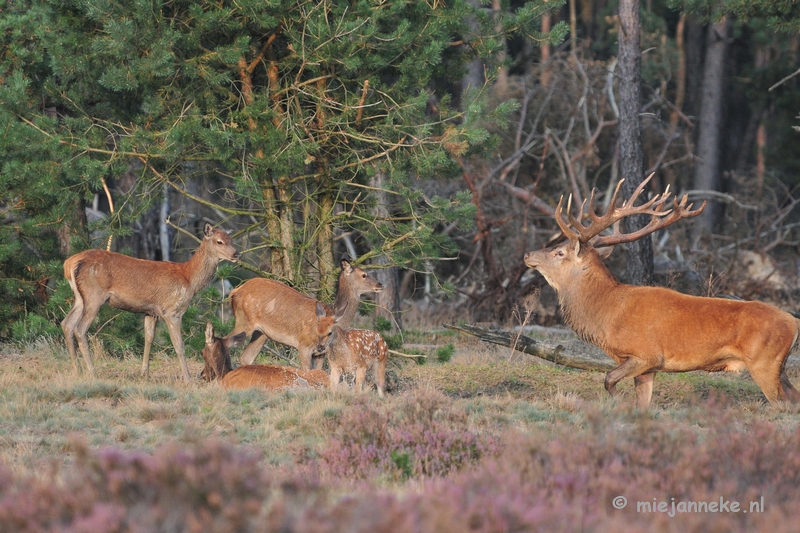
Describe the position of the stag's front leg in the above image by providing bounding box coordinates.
[634,372,656,410]
[604,357,658,408]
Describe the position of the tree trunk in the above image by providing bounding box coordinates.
[693,17,729,237]
[370,172,402,331]
[316,192,336,303]
[617,0,652,286]
[159,182,171,262]
[58,197,88,257]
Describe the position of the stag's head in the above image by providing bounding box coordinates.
[202,222,240,264]
[524,175,705,291]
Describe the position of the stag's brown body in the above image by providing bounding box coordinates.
[229,258,383,370]
[524,176,800,409]
[61,223,239,381]
[201,323,327,391]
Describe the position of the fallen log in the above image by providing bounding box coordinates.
[442,323,616,372]
[443,323,800,372]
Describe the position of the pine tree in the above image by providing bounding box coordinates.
[0,0,564,339]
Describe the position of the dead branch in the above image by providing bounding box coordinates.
[443,323,616,372]
[445,323,800,371]
[388,349,427,359]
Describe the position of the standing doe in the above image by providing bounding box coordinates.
[200,323,327,390]
[229,257,383,370]
[316,303,388,397]
[524,176,800,409]
[61,222,239,381]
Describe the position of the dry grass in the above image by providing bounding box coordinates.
[2,329,799,476]
[3,331,800,531]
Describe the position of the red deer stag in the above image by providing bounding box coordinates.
[200,323,327,391]
[315,303,388,397]
[229,257,383,370]
[524,176,800,409]
[61,222,239,381]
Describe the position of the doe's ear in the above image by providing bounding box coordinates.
[204,322,215,345]
[340,257,354,274]
[203,222,214,238]
[597,245,614,259]
[316,301,328,319]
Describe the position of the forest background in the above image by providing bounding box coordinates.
[1,0,800,353]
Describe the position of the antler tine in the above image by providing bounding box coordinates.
[592,193,707,248]
[554,194,581,241]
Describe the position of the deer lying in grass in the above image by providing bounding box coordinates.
[62,222,239,381]
[201,323,328,390]
[524,176,800,409]
[316,303,388,397]
[229,257,383,370]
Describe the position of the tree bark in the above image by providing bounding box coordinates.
[159,182,171,262]
[58,197,88,257]
[617,0,652,286]
[693,17,729,237]
[370,172,402,331]
[316,192,336,303]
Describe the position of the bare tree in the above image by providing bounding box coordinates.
[618,0,652,286]
[693,17,730,237]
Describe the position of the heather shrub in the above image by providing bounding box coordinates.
[319,388,500,480]
[0,403,799,532]
[0,436,273,533]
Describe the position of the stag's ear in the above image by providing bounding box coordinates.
[203,222,214,238]
[597,245,615,259]
[340,256,354,274]
[572,239,582,257]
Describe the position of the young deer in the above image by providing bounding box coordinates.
[201,323,327,391]
[61,222,239,381]
[228,257,383,370]
[315,303,388,397]
[524,175,800,409]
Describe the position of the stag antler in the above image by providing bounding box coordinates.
[554,174,706,247]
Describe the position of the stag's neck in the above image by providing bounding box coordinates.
[557,260,621,346]
[182,241,219,294]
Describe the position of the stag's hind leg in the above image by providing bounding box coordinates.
[746,359,786,405]
[780,372,800,403]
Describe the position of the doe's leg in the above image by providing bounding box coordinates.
[141,315,157,378]
[164,316,191,382]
